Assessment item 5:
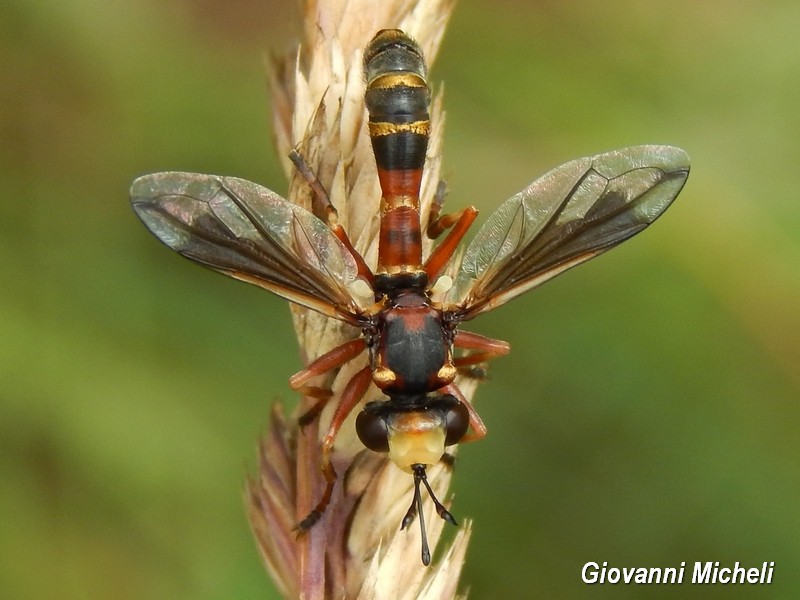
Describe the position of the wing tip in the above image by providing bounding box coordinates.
[637,144,690,173]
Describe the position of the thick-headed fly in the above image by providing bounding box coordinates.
[130,29,690,565]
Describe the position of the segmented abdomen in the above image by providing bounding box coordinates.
[363,29,431,280]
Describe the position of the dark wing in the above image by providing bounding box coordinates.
[442,145,690,319]
[130,172,369,325]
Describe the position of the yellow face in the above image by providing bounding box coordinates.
[386,411,446,472]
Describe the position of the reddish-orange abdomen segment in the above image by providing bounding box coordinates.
[364,29,430,280]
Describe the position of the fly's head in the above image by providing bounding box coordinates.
[355,393,468,565]
[355,393,468,470]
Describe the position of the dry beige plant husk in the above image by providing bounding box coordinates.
[246,2,484,598]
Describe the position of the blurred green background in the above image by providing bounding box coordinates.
[3,0,799,598]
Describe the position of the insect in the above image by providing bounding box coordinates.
[130,28,690,565]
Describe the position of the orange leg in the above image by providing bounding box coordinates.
[423,207,479,281]
[441,383,487,443]
[289,149,374,284]
[450,330,510,383]
[291,337,367,428]
[423,179,479,280]
[296,364,373,530]
[426,180,475,238]
[289,338,367,390]
[454,329,510,356]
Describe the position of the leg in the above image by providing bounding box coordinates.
[296,364,373,530]
[425,180,450,239]
[423,206,479,281]
[453,359,490,381]
[289,149,337,223]
[290,337,367,427]
[454,329,510,356]
[451,329,510,381]
[426,180,477,239]
[441,383,487,443]
[289,149,374,283]
[289,338,367,390]
[422,179,480,281]
[296,387,332,429]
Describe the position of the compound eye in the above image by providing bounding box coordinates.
[444,401,469,446]
[356,410,389,453]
